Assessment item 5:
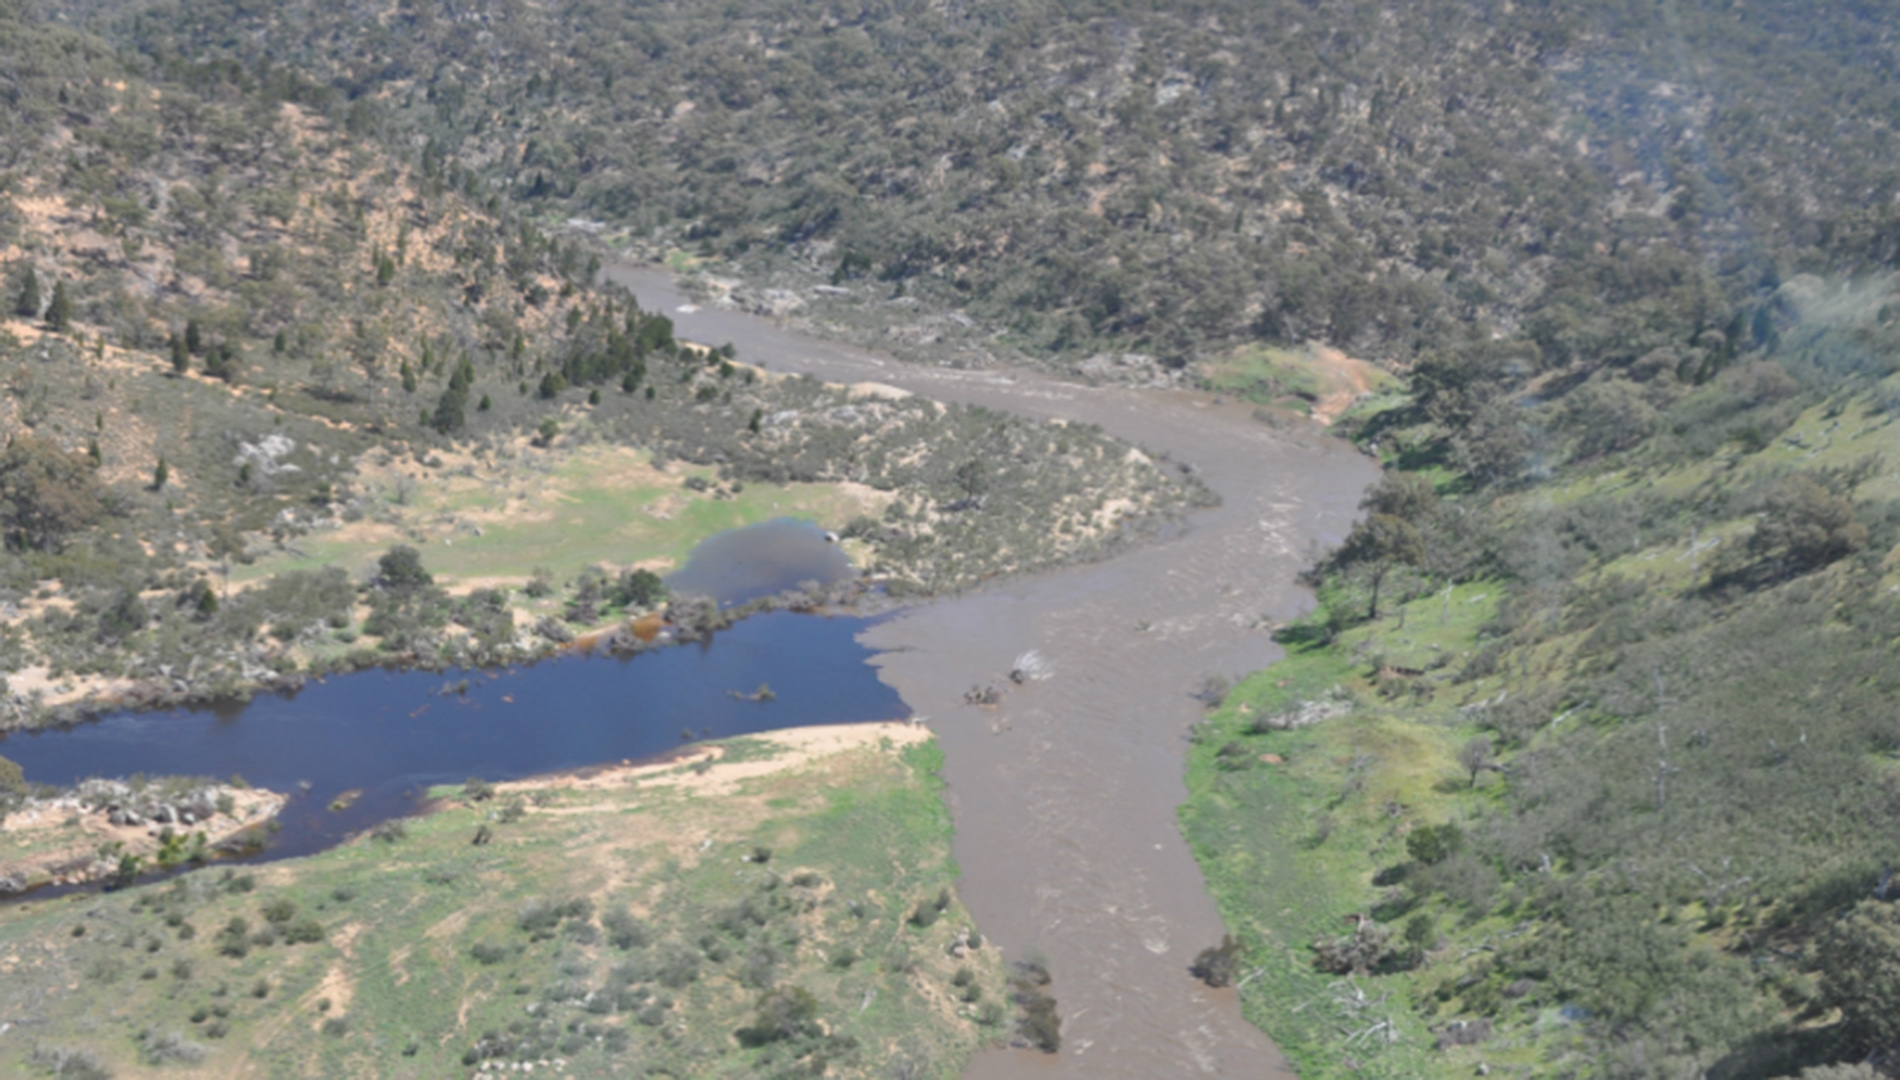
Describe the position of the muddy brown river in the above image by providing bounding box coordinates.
[608,267,1377,1078]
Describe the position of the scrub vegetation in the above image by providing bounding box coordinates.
[1185,273,1900,1076]
[55,0,1900,379]
[0,728,1007,1078]
[5,0,1900,1074]
[0,3,1206,730]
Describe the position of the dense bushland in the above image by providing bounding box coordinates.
[56,0,1900,373]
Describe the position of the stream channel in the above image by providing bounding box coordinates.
[6,266,1376,1078]
[607,266,1380,1079]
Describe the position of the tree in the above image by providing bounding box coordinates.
[1745,476,1865,579]
[1561,378,1658,460]
[203,343,238,383]
[614,568,666,608]
[0,758,20,824]
[431,381,467,433]
[44,279,71,333]
[953,459,987,498]
[1329,472,1438,620]
[151,458,169,491]
[98,587,149,642]
[366,546,448,651]
[1816,900,1900,1054]
[1458,735,1493,787]
[0,435,105,551]
[13,265,39,318]
[374,545,434,592]
[1338,512,1424,620]
[184,319,203,355]
[170,333,190,374]
[432,357,476,434]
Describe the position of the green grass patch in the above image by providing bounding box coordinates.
[1183,586,1529,1079]
[234,443,876,591]
[1201,344,1330,407]
[0,730,1004,1078]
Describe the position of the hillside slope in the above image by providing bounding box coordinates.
[59,0,1900,371]
[1183,272,1900,1077]
[0,1,1209,729]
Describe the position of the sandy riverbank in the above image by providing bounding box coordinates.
[488,719,930,802]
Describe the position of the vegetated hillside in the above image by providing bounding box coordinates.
[1182,274,1900,1078]
[0,728,1010,1079]
[0,2,1207,730]
[59,0,1900,372]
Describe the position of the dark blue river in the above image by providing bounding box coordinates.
[666,517,854,605]
[0,610,904,860]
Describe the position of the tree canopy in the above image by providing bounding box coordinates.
[0,435,104,551]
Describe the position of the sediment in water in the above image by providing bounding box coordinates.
[609,264,1378,1079]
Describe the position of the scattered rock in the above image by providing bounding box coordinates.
[963,684,1002,707]
[1435,1018,1494,1050]
[1250,688,1353,732]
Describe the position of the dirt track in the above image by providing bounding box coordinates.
[608,266,1377,1078]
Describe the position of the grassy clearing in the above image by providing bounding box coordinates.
[1200,343,1399,422]
[1201,345,1330,410]
[232,439,882,592]
[0,726,1006,1078]
[1182,584,1521,1080]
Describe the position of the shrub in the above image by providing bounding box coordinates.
[1313,918,1393,976]
[1010,962,1061,1053]
[736,984,820,1046]
[470,942,514,966]
[1406,822,1465,866]
[29,1046,113,1080]
[654,938,701,988]
[602,907,652,951]
[1189,934,1242,988]
[214,917,250,959]
[137,1029,207,1066]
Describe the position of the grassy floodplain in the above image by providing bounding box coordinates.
[230,440,882,590]
[1183,584,1506,1079]
[0,725,1007,1078]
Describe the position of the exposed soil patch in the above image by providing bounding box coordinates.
[1308,345,1390,426]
